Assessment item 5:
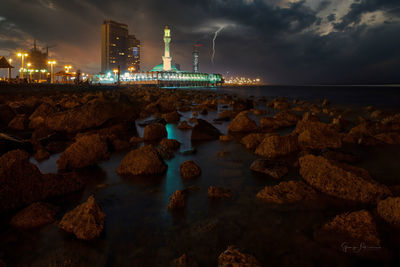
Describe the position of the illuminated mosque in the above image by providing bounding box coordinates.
[98,26,223,87]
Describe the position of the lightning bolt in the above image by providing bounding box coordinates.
[211,26,225,65]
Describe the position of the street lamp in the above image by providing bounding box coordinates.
[64,65,72,73]
[47,60,56,84]
[27,63,32,81]
[8,58,12,80]
[17,52,28,79]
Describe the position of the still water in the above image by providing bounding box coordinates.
[3,85,400,266]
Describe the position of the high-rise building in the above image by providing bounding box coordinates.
[101,20,140,73]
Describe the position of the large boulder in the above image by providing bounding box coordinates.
[10,202,57,229]
[117,145,167,176]
[318,210,381,248]
[218,246,261,267]
[299,155,391,203]
[57,134,109,171]
[0,150,85,211]
[29,103,56,129]
[295,114,342,150]
[256,181,319,204]
[143,123,167,141]
[255,134,298,159]
[168,190,186,210]
[159,138,181,151]
[180,160,201,179]
[241,133,265,150]
[250,159,288,179]
[377,197,400,225]
[227,112,258,133]
[191,119,221,141]
[59,195,105,240]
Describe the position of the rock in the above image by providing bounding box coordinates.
[8,114,28,130]
[268,98,290,110]
[129,136,144,143]
[180,160,201,179]
[155,146,175,160]
[241,133,265,150]
[44,101,136,133]
[227,112,258,133]
[377,197,400,225]
[252,109,267,116]
[0,150,85,211]
[217,110,237,121]
[117,145,167,176]
[295,116,342,150]
[168,190,186,210]
[250,159,288,179]
[218,246,261,267]
[260,111,300,130]
[0,132,32,154]
[162,110,181,123]
[57,134,109,171]
[143,123,168,141]
[200,108,208,115]
[320,210,381,247]
[299,155,391,203]
[34,148,50,162]
[178,121,193,130]
[159,138,180,151]
[219,135,233,142]
[256,181,319,204]
[208,186,232,199]
[138,118,167,127]
[59,195,105,240]
[323,150,360,164]
[10,202,56,229]
[191,119,221,141]
[29,103,56,129]
[172,254,198,267]
[255,134,299,159]
[373,132,400,145]
[233,99,254,112]
[0,104,15,125]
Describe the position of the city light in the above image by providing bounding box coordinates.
[17,52,28,78]
[64,65,72,73]
[47,60,56,84]
[224,76,263,86]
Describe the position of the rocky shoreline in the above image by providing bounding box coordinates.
[0,84,400,266]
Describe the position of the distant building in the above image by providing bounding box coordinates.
[192,45,200,73]
[101,20,140,73]
[28,40,48,81]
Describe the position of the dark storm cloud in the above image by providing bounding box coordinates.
[0,0,399,83]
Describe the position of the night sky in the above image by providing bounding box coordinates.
[0,0,399,84]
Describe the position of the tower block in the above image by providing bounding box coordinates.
[162,26,172,71]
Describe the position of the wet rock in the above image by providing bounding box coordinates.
[208,186,232,199]
[217,110,237,121]
[129,136,144,143]
[268,98,290,110]
[159,138,180,151]
[319,210,381,248]
[241,133,265,150]
[260,111,300,130]
[0,104,15,125]
[59,195,105,240]
[256,181,319,204]
[162,110,181,123]
[255,134,299,159]
[172,254,198,267]
[57,134,109,171]
[295,115,342,150]
[8,114,28,130]
[218,246,261,267]
[143,123,168,141]
[250,159,288,179]
[117,145,167,176]
[34,148,50,162]
[10,202,57,229]
[219,135,233,142]
[168,190,186,210]
[180,160,201,179]
[191,119,221,141]
[138,118,167,127]
[227,112,258,133]
[299,155,391,203]
[323,150,360,164]
[0,150,85,211]
[178,121,193,130]
[44,101,135,133]
[155,146,175,160]
[29,103,56,129]
[377,197,400,225]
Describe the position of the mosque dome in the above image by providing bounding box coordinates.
[150,63,179,72]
